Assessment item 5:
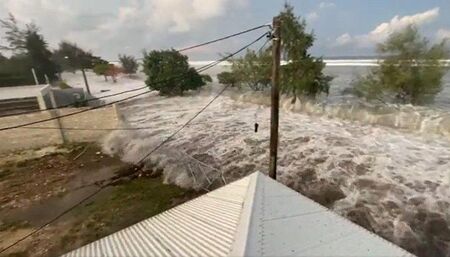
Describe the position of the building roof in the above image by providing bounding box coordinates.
[62,172,415,257]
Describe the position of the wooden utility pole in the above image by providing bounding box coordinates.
[269,17,281,180]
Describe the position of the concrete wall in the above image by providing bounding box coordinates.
[0,106,118,153]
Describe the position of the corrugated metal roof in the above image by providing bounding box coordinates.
[62,176,250,257]
[63,172,415,257]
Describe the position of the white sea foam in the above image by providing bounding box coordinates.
[102,86,450,255]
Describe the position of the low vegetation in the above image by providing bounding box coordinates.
[0,143,196,257]
[351,26,450,105]
[93,63,120,82]
[118,54,138,75]
[142,49,205,96]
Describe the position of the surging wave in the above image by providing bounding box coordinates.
[233,90,450,141]
[103,87,450,256]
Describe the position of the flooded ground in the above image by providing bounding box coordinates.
[104,86,450,257]
[0,143,195,257]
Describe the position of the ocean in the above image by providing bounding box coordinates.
[94,61,450,256]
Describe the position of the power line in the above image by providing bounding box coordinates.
[0,24,270,119]
[0,39,245,132]
[137,85,229,165]
[0,90,152,131]
[0,186,104,254]
[0,87,231,256]
[0,32,267,254]
[3,32,269,132]
[133,32,269,165]
[177,24,270,52]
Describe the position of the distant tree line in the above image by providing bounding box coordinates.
[0,13,142,87]
[2,6,448,105]
[216,4,449,106]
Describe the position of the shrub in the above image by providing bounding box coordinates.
[142,49,205,96]
[352,26,450,105]
[119,54,138,75]
[217,71,237,87]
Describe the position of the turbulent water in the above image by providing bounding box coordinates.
[100,65,450,256]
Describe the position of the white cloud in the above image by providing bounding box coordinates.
[319,2,336,9]
[334,7,440,48]
[306,12,319,22]
[0,0,248,58]
[335,33,351,46]
[436,29,450,41]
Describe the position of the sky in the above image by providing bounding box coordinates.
[0,0,449,60]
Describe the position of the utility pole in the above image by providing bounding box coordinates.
[269,16,281,180]
[81,68,91,95]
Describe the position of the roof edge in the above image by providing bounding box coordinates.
[228,172,260,256]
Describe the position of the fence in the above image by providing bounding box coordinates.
[0,106,119,153]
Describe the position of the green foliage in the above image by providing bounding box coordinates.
[278,3,331,100]
[53,41,106,72]
[142,49,205,96]
[230,49,271,90]
[0,14,58,84]
[201,74,213,83]
[25,30,58,82]
[93,63,110,81]
[118,54,138,74]
[352,26,450,105]
[0,54,34,86]
[223,4,331,98]
[0,14,27,53]
[217,71,237,87]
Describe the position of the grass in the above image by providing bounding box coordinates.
[0,220,30,232]
[55,176,194,255]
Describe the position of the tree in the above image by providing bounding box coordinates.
[279,3,331,101]
[118,54,138,75]
[93,63,121,82]
[25,30,58,82]
[53,41,106,72]
[0,54,34,86]
[0,13,27,53]
[222,4,331,99]
[105,64,121,83]
[93,63,110,81]
[352,26,450,105]
[142,49,205,96]
[230,49,271,90]
[217,71,237,87]
[201,74,212,83]
[0,14,58,84]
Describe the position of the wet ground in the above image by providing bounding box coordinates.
[0,143,196,257]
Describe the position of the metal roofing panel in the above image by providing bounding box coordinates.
[233,172,415,257]
[63,172,415,257]
[62,176,251,257]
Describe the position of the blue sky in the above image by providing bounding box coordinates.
[0,0,449,60]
